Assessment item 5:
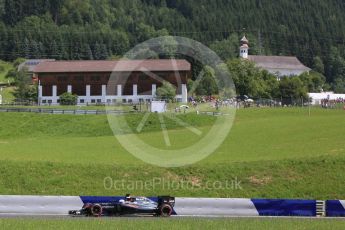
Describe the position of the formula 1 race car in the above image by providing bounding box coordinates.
[68,195,175,217]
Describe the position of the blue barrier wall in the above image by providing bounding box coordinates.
[252,199,317,216]
[326,200,345,217]
[0,196,325,217]
[80,196,124,204]
[81,197,317,217]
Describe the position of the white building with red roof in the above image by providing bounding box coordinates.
[33,59,191,105]
[239,36,310,79]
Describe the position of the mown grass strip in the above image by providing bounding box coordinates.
[0,218,344,230]
[0,155,344,200]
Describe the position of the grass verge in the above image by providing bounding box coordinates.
[0,218,344,230]
[0,108,344,199]
[0,155,344,199]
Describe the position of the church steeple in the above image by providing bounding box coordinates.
[239,35,249,59]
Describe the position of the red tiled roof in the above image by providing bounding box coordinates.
[248,55,310,71]
[34,59,191,73]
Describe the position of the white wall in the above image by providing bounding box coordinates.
[308,92,345,105]
[39,84,186,106]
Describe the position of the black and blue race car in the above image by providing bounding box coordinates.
[69,195,175,217]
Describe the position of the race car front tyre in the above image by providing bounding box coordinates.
[159,204,172,217]
[91,204,103,217]
[68,210,77,215]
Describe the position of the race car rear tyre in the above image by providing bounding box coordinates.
[91,204,103,217]
[159,204,172,217]
[81,203,93,216]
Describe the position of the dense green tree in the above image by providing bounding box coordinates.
[0,0,344,90]
[194,66,218,96]
[159,36,178,58]
[261,70,280,98]
[49,0,65,24]
[5,58,27,81]
[100,44,108,60]
[81,44,94,60]
[226,59,277,98]
[13,58,26,69]
[2,0,17,26]
[299,71,325,93]
[10,67,37,101]
[0,1,4,17]
[59,92,78,105]
[279,77,308,100]
[333,78,345,93]
[156,81,176,102]
[327,47,345,82]
[4,69,17,81]
[313,56,325,74]
[210,34,240,60]
[50,40,61,59]
[93,42,102,60]
[31,40,40,58]
[225,58,316,100]
[23,38,30,58]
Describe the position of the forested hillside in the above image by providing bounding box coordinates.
[0,0,345,89]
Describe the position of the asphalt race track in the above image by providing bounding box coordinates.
[1,213,345,220]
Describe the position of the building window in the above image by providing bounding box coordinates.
[48,100,52,104]
[97,99,102,103]
[42,100,47,104]
[122,99,127,103]
[91,99,96,103]
[80,99,85,103]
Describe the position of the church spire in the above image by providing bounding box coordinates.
[239,35,249,59]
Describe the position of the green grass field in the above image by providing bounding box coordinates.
[0,108,344,199]
[0,107,345,228]
[1,218,345,230]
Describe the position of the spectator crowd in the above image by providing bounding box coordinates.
[321,97,345,109]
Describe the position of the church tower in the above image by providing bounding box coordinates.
[239,35,249,59]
